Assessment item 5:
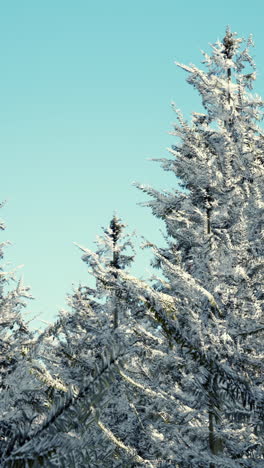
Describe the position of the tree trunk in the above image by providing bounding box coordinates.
[208,406,224,468]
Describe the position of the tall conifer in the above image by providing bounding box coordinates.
[114,28,264,466]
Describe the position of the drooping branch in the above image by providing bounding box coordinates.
[2,346,121,465]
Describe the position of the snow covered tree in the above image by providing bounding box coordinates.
[0,204,47,466]
[0,208,120,467]
[42,216,192,467]
[45,215,136,386]
[38,215,142,466]
[0,203,36,460]
[108,28,264,466]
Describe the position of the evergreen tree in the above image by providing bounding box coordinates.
[43,216,188,467]
[0,204,44,466]
[111,28,264,466]
[39,215,141,466]
[0,208,119,467]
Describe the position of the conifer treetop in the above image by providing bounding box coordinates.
[176,27,262,127]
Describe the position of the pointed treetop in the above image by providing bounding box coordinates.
[107,214,126,245]
[222,26,240,59]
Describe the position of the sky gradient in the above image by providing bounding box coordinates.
[1,1,263,329]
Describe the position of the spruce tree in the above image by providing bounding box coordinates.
[112,28,264,466]
[39,215,141,466]
[0,208,119,467]
[0,204,43,466]
[43,216,186,466]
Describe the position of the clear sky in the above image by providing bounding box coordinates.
[1,0,263,329]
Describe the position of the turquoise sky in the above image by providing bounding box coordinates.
[1,1,263,329]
